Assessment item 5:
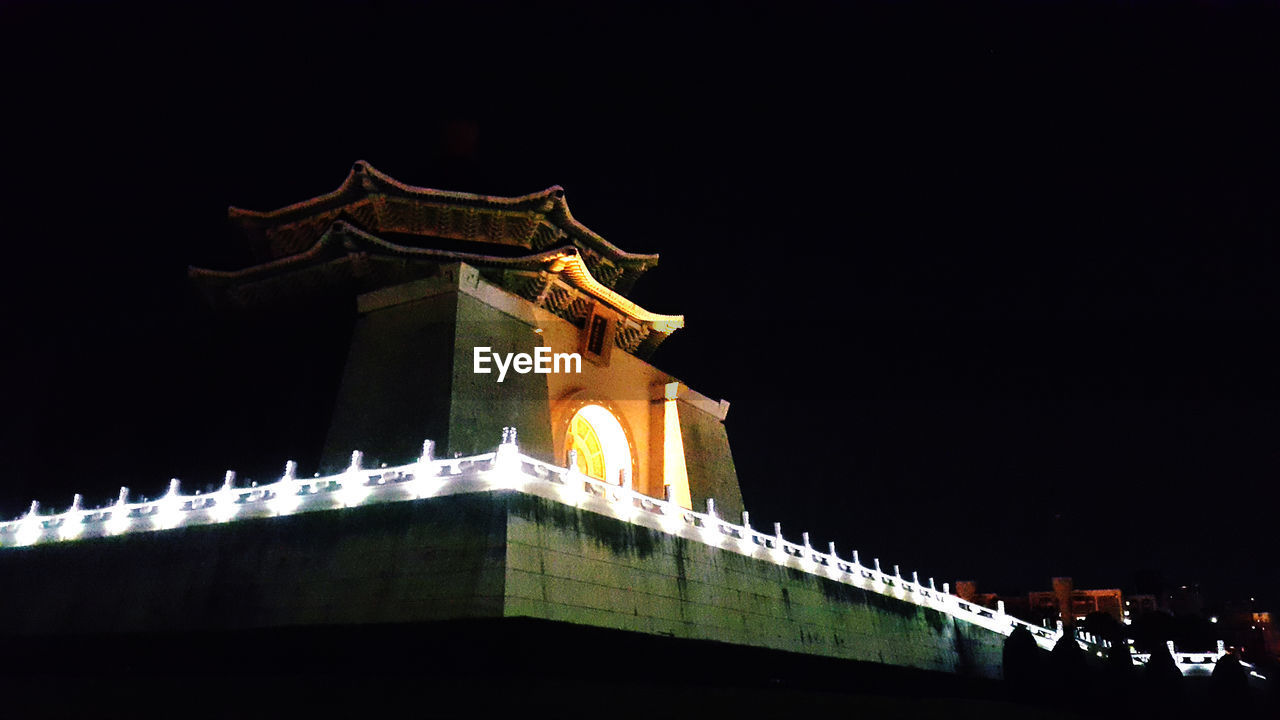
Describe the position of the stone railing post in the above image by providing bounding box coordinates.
[494,428,520,476]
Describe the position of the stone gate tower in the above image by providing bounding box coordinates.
[190,161,743,518]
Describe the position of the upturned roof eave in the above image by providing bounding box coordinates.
[226,161,660,269]
[227,161,565,225]
[190,221,683,332]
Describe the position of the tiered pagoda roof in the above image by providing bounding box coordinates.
[190,161,683,356]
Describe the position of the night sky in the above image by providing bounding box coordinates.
[2,2,1277,609]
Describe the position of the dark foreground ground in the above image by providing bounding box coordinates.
[1,618,1273,719]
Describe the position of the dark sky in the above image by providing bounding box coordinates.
[1,1,1277,608]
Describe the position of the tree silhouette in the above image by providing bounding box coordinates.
[1048,633,1090,709]
[1083,610,1124,643]
[1002,625,1044,702]
[1209,652,1250,711]
[1138,643,1183,713]
[1129,610,1174,652]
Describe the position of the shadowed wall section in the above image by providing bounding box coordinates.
[675,394,744,520]
[0,494,508,634]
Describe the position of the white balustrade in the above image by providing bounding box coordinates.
[12,426,1207,661]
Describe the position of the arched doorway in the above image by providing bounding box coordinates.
[565,404,633,486]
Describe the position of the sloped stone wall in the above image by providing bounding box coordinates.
[503,493,1005,678]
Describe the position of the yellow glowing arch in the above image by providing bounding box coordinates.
[565,404,633,485]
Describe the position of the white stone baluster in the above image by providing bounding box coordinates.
[494,428,520,478]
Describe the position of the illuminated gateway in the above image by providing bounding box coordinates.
[2,162,1200,683]
[190,160,740,514]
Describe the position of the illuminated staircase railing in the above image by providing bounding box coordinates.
[1129,640,1244,677]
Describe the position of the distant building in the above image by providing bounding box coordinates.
[1124,593,1158,624]
[952,581,1025,622]
[956,577,1124,627]
[1165,584,1206,618]
[1253,612,1279,657]
[1219,601,1279,662]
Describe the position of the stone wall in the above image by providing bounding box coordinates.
[0,494,507,635]
[503,492,1004,678]
[0,487,1006,679]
